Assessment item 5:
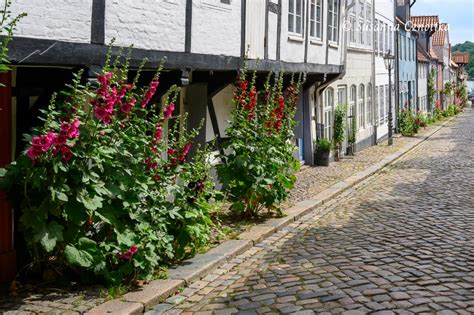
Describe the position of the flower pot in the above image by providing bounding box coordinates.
[314,150,330,167]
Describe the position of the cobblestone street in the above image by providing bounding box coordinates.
[156,111,474,314]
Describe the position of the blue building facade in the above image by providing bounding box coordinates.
[396,1,417,110]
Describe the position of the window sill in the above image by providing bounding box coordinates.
[201,2,232,12]
[288,34,304,43]
[310,38,324,46]
[328,42,339,48]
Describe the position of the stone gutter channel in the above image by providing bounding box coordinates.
[87,116,456,315]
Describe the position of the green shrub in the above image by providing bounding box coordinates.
[333,104,346,149]
[217,71,301,217]
[0,54,218,284]
[316,138,331,152]
[398,109,416,137]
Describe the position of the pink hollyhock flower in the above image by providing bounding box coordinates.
[153,175,161,181]
[140,80,160,107]
[60,122,70,132]
[182,143,191,156]
[26,146,43,160]
[53,134,67,146]
[167,148,176,156]
[164,103,175,119]
[155,125,162,141]
[129,245,138,254]
[61,146,73,161]
[95,107,108,120]
[39,136,52,152]
[103,116,112,125]
[32,136,42,147]
[120,103,132,113]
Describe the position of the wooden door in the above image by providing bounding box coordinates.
[0,71,16,283]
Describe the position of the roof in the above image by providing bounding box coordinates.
[411,16,439,29]
[417,43,431,63]
[429,48,440,61]
[452,52,469,65]
[432,23,449,46]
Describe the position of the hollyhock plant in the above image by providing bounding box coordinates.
[217,69,302,217]
[0,51,219,284]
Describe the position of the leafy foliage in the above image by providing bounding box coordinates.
[427,68,436,111]
[0,0,26,77]
[333,104,346,148]
[398,109,417,137]
[217,70,302,217]
[0,52,218,284]
[316,138,331,152]
[452,41,474,77]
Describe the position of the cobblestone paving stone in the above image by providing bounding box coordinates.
[155,111,474,314]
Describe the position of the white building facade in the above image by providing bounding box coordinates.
[374,0,395,141]
[5,0,350,165]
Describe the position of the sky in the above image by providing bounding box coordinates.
[411,0,474,45]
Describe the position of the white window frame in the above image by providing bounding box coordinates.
[323,88,334,140]
[379,85,384,125]
[366,4,372,47]
[367,83,372,126]
[358,84,365,128]
[349,7,356,44]
[310,0,323,40]
[289,0,304,35]
[328,0,340,43]
[358,1,365,45]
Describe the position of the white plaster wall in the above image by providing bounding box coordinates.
[105,0,185,51]
[267,12,278,60]
[192,0,241,56]
[6,0,92,43]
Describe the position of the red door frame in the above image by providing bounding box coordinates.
[0,71,16,283]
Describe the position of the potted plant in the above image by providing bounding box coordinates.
[333,104,346,161]
[314,138,331,167]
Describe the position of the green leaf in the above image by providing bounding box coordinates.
[57,192,68,202]
[77,192,103,211]
[37,221,64,252]
[64,200,88,226]
[64,245,94,268]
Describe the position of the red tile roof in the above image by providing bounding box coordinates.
[429,48,440,61]
[417,43,431,63]
[411,16,439,29]
[452,52,469,65]
[432,23,449,46]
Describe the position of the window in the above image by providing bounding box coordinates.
[328,0,339,43]
[375,86,379,124]
[349,7,356,44]
[384,23,388,53]
[388,26,393,53]
[367,83,372,126]
[378,21,383,55]
[289,0,304,35]
[358,1,365,45]
[385,85,389,123]
[366,4,372,47]
[323,88,334,140]
[310,0,323,39]
[220,0,231,3]
[374,19,378,53]
[358,84,365,128]
[379,85,384,124]
[349,85,357,124]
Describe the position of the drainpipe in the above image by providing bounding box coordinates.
[415,34,419,112]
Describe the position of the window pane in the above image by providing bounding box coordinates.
[296,0,302,15]
[296,16,302,34]
[289,14,294,32]
[289,0,295,14]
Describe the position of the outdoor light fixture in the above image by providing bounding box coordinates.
[383,50,395,146]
